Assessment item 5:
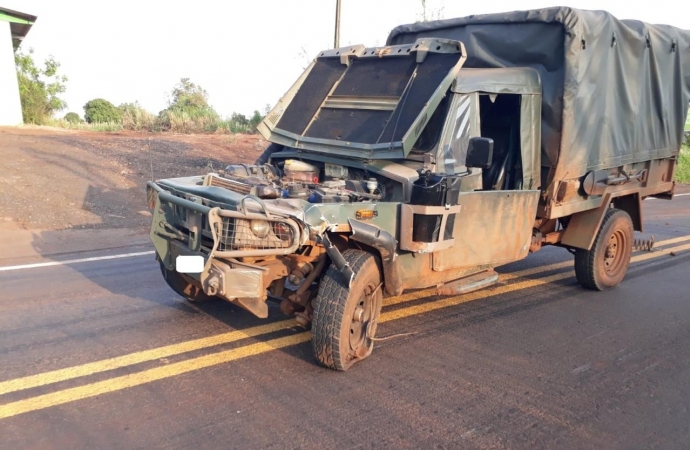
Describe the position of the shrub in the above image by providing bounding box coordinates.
[15,49,67,125]
[119,102,156,131]
[63,112,81,123]
[158,109,221,134]
[231,112,249,126]
[249,110,263,130]
[84,98,121,124]
[677,145,690,183]
[157,78,219,132]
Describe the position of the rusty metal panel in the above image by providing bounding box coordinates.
[432,190,539,271]
[560,194,612,250]
[400,204,462,253]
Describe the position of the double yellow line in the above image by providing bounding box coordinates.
[1,235,689,419]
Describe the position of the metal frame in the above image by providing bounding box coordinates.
[399,204,462,253]
[150,182,302,259]
[257,38,467,160]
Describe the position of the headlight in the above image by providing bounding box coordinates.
[250,220,270,238]
[272,222,291,241]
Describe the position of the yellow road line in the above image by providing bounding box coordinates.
[0,321,293,396]
[381,242,690,322]
[380,271,572,321]
[0,241,687,420]
[0,334,311,420]
[652,235,690,247]
[0,235,687,397]
[384,235,690,306]
[500,234,690,281]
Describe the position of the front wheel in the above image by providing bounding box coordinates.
[312,250,383,371]
[574,208,634,290]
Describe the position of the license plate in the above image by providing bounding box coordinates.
[176,255,204,273]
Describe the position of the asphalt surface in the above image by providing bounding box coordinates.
[0,196,689,449]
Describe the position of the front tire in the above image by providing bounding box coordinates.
[574,208,634,290]
[159,262,215,303]
[312,250,383,371]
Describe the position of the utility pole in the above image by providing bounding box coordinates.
[334,0,341,48]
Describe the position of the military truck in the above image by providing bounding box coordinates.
[147,8,690,370]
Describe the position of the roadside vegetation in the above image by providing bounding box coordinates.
[678,143,690,183]
[15,50,266,135]
[13,46,690,177]
[14,48,67,125]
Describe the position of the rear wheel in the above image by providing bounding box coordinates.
[574,209,633,290]
[159,262,215,303]
[312,250,383,371]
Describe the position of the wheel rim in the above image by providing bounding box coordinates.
[349,281,376,357]
[603,229,628,276]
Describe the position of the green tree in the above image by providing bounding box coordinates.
[83,98,121,123]
[63,112,81,123]
[167,78,214,112]
[249,110,263,130]
[231,112,249,126]
[157,78,219,132]
[14,48,68,124]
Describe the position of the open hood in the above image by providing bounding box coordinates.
[258,38,466,160]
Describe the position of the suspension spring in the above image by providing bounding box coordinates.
[633,236,655,252]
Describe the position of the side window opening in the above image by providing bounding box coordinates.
[479,94,523,190]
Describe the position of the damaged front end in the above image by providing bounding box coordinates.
[148,179,327,319]
[147,161,405,324]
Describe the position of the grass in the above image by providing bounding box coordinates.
[46,110,256,135]
[677,144,690,183]
[49,119,124,132]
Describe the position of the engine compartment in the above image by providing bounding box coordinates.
[205,160,403,204]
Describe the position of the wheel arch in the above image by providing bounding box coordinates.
[611,193,643,232]
[561,192,642,251]
[346,219,404,297]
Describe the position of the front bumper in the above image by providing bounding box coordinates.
[148,181,302,317]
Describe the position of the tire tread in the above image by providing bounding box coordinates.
[312,250,377,371]
[574,208,632,291]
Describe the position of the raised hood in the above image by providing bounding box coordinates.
[258,38,466,159]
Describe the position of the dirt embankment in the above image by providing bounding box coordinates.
[2,127,688,233]
[0,127,265,231]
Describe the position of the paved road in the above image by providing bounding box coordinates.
[1,196,689,449]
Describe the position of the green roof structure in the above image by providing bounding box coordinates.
[0,6,36,49]
[0,6,37,125]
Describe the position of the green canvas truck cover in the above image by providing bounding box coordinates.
[387,7,690,183]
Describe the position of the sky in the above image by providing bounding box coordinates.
[6,0,690,119]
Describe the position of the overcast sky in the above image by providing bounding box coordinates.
[7,0,690,118]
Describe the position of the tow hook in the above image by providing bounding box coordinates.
[205,276,220,296]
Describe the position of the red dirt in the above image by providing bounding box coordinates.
[2,126,688,232]
[0,127,265,230]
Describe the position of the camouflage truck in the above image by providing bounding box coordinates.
[147,8,690,370]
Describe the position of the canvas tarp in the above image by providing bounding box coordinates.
[387,7,690,182]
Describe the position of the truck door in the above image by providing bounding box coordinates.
[431,92,541,271]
